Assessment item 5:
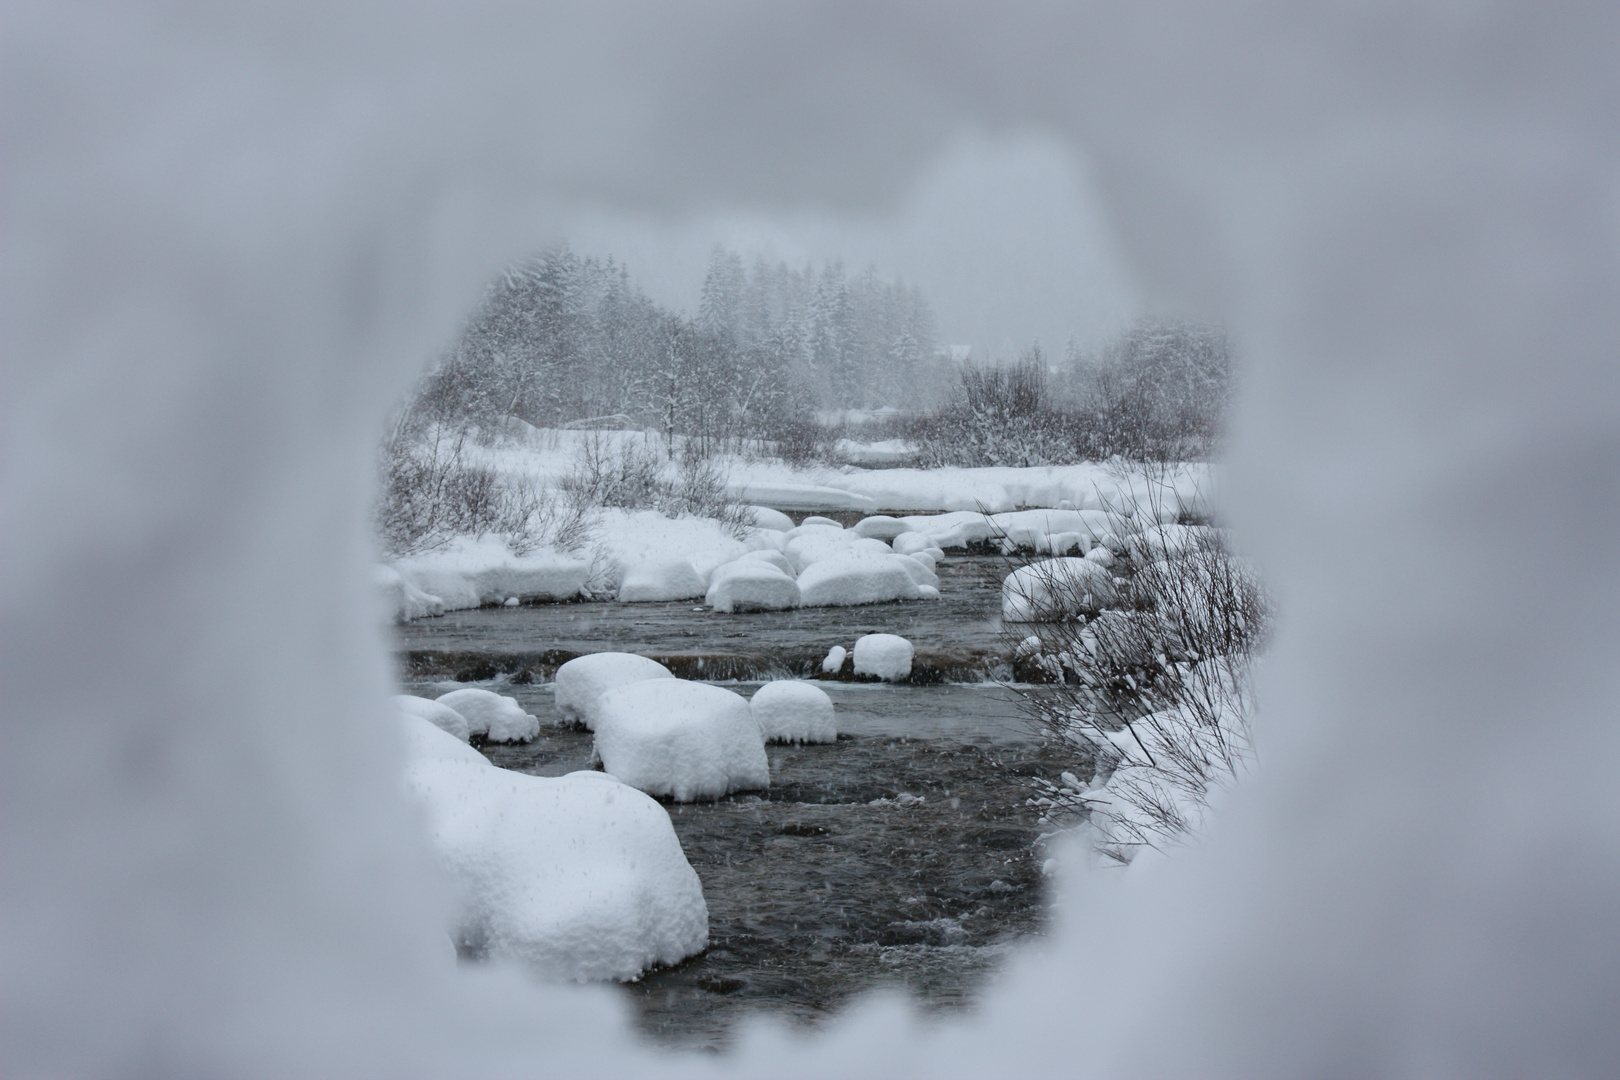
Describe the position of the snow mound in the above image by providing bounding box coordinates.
[401,715,706,982]
[893,553,940,590]
[853,634,914,681]
[750,680,837,744]
[435,688,540,743]
[594,681,770,801]
[392,694,470,741]
[891,531,948,561]
[392,537,589,612]
[801,515,843,528]
[617,557,707,602]
[785,533,893,573]
[375,564,444,622]
[1085,545,1115,568]
[554,653,675,730]
[821,645,847,673]
[746,506,794,532]
[1002,558,1118,622]
[706,565,800,613]
[797,554,925,607]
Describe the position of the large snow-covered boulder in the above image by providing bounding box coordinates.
[594,681,770,801]
[746,505,795,532]
[785,533,893,574]
[853,634,914,681]
[401,715,706,982]
[375,564,444,622]
[617,557,707,602]
[800,515,842,528]
[554,653,675,730]
[797,554,924,607]
[392,694,470,741]
[1002,558,1118,622]
[435,688,540,743]
[706,565,800,613]
[750,681,836,744]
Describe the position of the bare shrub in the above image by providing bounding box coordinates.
[558,431,751,538]
[375,426,593,558]
[1004,481,1270,864]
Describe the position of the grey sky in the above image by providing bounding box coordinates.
[559,132,1141,362]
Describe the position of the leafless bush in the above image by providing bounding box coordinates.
[558,431,751,538]
[1005,484,1270,864]
[375,426,593,558]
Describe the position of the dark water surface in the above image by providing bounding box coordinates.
[395,556,1079,1049]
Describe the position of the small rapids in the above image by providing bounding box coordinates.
[395,556,1077,1048]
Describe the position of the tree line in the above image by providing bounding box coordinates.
[403,245,946,453]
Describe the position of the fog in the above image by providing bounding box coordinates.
[560,133,1140,359]
[4,3,1617,1077]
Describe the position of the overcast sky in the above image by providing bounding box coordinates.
[558,132,1141,362]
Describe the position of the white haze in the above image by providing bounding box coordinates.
[560,133,1141,359]
[4,3,1618,1078]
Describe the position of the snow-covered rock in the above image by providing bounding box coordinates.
[781,522,845,544]
[750,680,837,743]
[746,506,794,532]
[1084,545,1116,568]
[401,715,706,982]
[797,554,924,607]
[851,515,911,540]
[435,688,540,743]
[392,694,470,741]
[375,564,445,622]
[1002,558,1118,622]
[554,653,675,730]
[893,553,940,591]
[907,549,937,573]
[853,634,914,681]
[785,533,893,573]
[594,681,770,801]
[392,538,589,612]
[800,515,842,528]
[706,564,800,613]
[617,557,707,602]
[821,645,847,673]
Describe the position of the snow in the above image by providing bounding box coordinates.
[388,538,589,619]
[400,715,707,982]
[851,514,912,540]
[593,681,770,801]
[800,515,843,528]
[392,694,470,742]
[835,438,916,465]
[750,680,837,743]
[893,553,941,590]
[433,689,540,743]
[852,634,914,681]
[553,653,675,730]
[616,557,707,602]
[374,564,444,622]
[821,645,848,673]
[1084,545,1116,568]
[797,553,927,607]
[746,505,795,531]
[1003,558,1119,622]
[705,563,800,613]
[1130,523,1222,561]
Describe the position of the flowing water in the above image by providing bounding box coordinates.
[395,555,1083,1049]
